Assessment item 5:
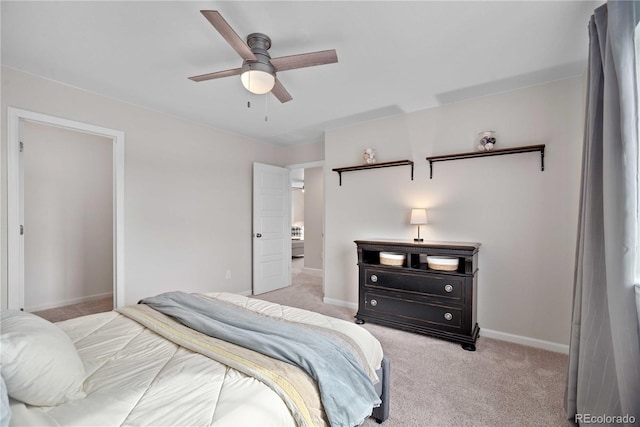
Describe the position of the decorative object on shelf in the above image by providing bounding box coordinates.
[476,131,496,152]
[409,209,428,242]
[363,148,377,164]
[332,160,414,186]
[425,144,545,179]
[379,252,406,266]
[426,256,459,271]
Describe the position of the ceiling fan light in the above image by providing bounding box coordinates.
[241,69,275,95]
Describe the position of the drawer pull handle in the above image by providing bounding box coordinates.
[444,284,453,293]
[370,274,378,283]
[370,299,378,307]
[444,312,453,321]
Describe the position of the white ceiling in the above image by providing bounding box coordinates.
[1,1,601,146]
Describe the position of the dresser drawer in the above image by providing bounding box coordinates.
[363,292,462,329]
[364,267,463,301]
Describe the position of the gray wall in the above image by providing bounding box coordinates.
[303,167,323,270]
[1,66,323,307]
[291,189,304,226]
[1,66,584,351]
[324,77,584,350]
[24,122,113,310]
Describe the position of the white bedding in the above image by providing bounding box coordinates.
[8,292,383,427]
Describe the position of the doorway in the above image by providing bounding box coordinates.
[23,122,113,312]
[286,161,324,292]
[6,107,125,310]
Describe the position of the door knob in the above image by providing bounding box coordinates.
[256,233,262,238]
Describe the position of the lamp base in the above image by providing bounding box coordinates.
[414,238,424,242]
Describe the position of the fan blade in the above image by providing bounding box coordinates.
[201,10,256,61]
[271,78,293,103]
[188,68,242,82]
[271,49,338,72]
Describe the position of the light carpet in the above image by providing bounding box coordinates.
[256,258,569,427]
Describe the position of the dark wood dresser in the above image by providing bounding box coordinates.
[354,239,480,351]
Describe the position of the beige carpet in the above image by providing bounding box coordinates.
[257,258,570,427]
[33,296,113,323]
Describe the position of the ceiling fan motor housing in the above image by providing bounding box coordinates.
[240,33,276,94]
[242,33,275,75]
[247,33,271,51]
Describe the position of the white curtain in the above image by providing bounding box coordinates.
[565,1,640,425]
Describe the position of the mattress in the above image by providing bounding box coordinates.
[8,292,384,427]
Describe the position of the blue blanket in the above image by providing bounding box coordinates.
[140,291,381,427]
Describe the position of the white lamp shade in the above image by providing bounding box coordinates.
[410,209,428,225]
[241,69,275,94]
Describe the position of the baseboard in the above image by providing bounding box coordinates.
[237,289,252,297]
[481,328,569,354]
[26,292,113,312]
[323,297,358,311]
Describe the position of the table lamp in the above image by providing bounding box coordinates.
[410,209,428,242]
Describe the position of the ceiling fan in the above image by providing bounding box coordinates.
[188,10,338,103]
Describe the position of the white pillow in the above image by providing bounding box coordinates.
[0,310,86,406]
[1,375,10,427]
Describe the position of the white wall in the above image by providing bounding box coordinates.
[24,122,113,310]
[291,189,304,226]
[1,67,322,307]
[282,141,325,166]
[1,67,582,349]
[304,167,323,270]
[324,77,584,348]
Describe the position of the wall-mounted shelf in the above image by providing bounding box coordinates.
[425,144,545,179]
[332,160,414,186]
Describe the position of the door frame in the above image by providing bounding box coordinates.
[6,107,125,309]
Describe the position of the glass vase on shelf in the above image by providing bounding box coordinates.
[476,131,496,152]
[363,148,376,164]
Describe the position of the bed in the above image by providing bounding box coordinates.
[292,239,304,257]
[292,225,304,257]
[1,292,390,427]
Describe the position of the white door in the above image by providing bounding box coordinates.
[253,163,291,295]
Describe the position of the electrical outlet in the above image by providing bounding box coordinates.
[225,270,231,279]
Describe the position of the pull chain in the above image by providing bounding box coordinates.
[247,68,251,108]
[264,93,268,122]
